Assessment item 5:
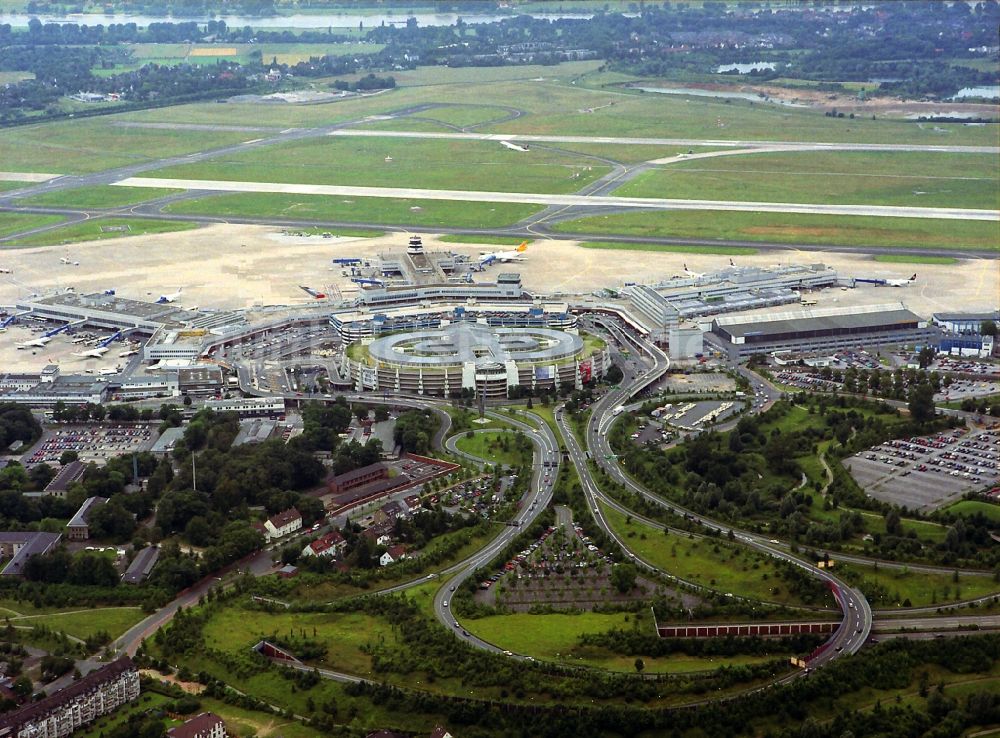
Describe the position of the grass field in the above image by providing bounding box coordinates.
[0,213,65,240]
[18,185,182,209]
[602,506,834,608]
[406,104,520,127]
[0,71,33,84]
[486,75,998,147]
[151,136,610,195]
[838,562,1000,608]
[941,500,1000,523]
[614,151,1000,210]
[872,253,961,265]
[461,611,782,673]
[203,605,394,676]
[166,192,542,228]
[454,431,533,468]
[4,217,200,248]
[580,240,758,256]
[554,210,1000,252]
[11,607,144,641]
[0,120,254,174]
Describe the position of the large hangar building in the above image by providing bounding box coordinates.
[707,302,941,360]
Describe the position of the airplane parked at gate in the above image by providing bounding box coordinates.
[479,242,528,265]
[886,273,917,287]
[156,288,183,304]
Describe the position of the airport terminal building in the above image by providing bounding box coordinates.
[347,323,609,399]
[707,303,940,360]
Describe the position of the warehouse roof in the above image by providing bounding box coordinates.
[715,303,922,339]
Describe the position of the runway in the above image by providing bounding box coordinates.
[113,176,1000,221]
[327,128,1000,155]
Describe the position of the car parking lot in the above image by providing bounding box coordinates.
[847,427,1000,512]
[25,425,154,466]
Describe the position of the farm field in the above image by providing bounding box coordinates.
[165,192,542,228]
[18,185,183,209]
[614,151,1000,210]
[126,41,385,66]
[150,136,610,194]
[3,218,200,248]
[461,611,783,673]
[553,209,1000,252]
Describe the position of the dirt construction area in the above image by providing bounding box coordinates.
[0,224,997,317]
[846,426,1000,512]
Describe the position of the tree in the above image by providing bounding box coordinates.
[12,675,32,699]
[610,562,637,593]
[59,450,79,465]
[917,346,936,369]
[634,657,645,673]
[980,319,997,337]
[907,383,936,425]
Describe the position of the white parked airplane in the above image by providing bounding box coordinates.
[479,241,528,264]
[17,336,51,349]
[157,288,183,304]
[683,263,705,278]
[74,346,109,359]
[886,273,917,287]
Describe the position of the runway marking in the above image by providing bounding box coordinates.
[113,176,1000,221]
[0,171,63,182]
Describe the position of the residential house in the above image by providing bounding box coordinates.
[301,530,346,559]
[167,713,227,738]
[379,544,407,567]
[373,500,404,527]
[263,508,302,542]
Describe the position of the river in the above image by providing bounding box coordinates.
[0,10,617,29]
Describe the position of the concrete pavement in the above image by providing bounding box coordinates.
[113,176,1000,221]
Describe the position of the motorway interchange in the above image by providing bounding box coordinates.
[107,312,990,697]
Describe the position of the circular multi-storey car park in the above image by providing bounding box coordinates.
[348,322,607,398]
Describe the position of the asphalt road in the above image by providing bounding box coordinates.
[327,129,1000,155]
[570,324,872,667]
[112,176,999,221]
[432,410,561,655]
[5,201,997,258]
